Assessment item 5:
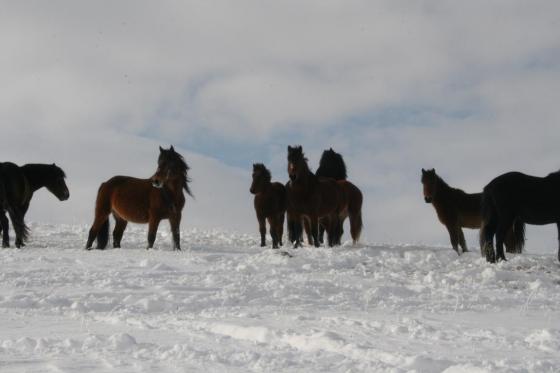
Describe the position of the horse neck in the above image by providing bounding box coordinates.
[21,164,50,193]
[255,180,272,195]
[295,168,318,191]
[432,177,453,203]
[164,178,185,197]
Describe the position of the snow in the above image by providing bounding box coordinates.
[0,223,559,372]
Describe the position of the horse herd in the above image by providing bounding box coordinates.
[1,145,560,264]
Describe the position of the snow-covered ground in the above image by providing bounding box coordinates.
[1,223,559,372]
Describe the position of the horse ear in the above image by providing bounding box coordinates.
[288,145,292,151]
[170,145,175,152]
[421,168,426,174]
[159,146,164,152]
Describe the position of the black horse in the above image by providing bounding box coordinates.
[0,162,69,247]
[480,170,560,263]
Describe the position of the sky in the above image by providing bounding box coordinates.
[1,1,560,251]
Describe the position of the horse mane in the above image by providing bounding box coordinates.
[22,163,66,179]
[316,148,347,180]
[175,152,193,197]
[20,163,66,190]
[253,163,271,183]
[547,169,560,178]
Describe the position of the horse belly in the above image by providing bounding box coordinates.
[111,190,150,224]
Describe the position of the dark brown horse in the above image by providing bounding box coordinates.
[250,163,286,248]
[286,145,362,247]
[86,146,192,251]
[0,162,69,248]
[480,170,560,263]
[316,148,362,245]
[421,168,523,255]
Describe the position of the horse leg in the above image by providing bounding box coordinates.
[277,212,285,247]
[446,224,460,254]
[258,214,266,247]
[147,216,161,250]
[303,218,313,245]
[1,211,9,247]
[267,216,278,248]
[169,213,182,251]
[495,218,514,262]
[112,215,127,248]
[458,228,468,254]
[318,221,325,245]
[293,217,303,248]
[556,222,560,263]
[86,215,109,250]
[310,215,320,248]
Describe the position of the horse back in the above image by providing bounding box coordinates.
[96,176,157,223]
[485,171,560,224]
[453,191,482,228]
[336,180,363,213]
[0,162,31,207]
[254,182,286,217]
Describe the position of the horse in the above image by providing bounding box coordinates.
[480,170,560,263]
[86,146,192,251]
[421,168,523,255]
[286,145,361,247]
[250,163,286,248]
[0,162,69,248]
[315,148,363,245]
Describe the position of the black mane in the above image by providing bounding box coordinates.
[316,148,347,180]
[159,146,193,197]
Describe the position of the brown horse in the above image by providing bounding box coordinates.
[315,148,363,245]
[250,163,286,248]
[421,168,523,255]
[287,145,361,247]
[86,146,192,250]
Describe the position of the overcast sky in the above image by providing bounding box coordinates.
[2,1,560,251]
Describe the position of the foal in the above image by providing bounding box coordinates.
[250,164,286,248]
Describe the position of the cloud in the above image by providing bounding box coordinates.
[1,1,560,251]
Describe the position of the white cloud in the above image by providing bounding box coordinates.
[1,1,560,251]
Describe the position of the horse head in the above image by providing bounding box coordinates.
[287,145,308,182]
[151,146,192,196]
[421,168,437,203]
[250,163,271,194]
[46,163,70,201]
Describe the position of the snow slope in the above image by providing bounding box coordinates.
[0,223,559,372]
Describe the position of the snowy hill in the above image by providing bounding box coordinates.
[0,223,559,372]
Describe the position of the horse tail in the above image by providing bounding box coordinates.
[505,220,525,254]
[348,182,363,244]
[479,189,497,262]
[96,219,110,250]
[6,205,30,244]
